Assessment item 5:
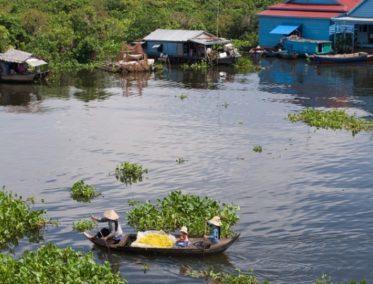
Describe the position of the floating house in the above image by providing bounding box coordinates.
[258,0,361,49]
[0,49,48,83]
[142,29,241,64]
[283,36,333,55]
[332,0,373,49]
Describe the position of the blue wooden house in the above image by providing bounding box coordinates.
[332,0,373,49]
[258,0,360,49]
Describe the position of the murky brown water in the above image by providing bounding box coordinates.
[1,60,373,283]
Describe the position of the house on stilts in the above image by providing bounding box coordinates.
[142,29,241,65]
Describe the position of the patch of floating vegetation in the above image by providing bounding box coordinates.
[181,61,209,71]
[115,162,148,185]
[315,274,366,284]
[70,180,100,202]
[0,244,126,284]
[253,145,263,153]
[73,219,97,232]
[176,157,187,164]
[184,267,268,284]
[288,108,373,135]
[0,187,52,249]
[233,57,260,73]
[127,190,239,238]
[177,94,188,100]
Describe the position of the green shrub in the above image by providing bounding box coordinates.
[0,244,126,284]
[127,191,239,238]
[115,162,148,185]
[288,108,373,135]
[0,188,51,249]
[70,180,100,202]
[73,219,97,232]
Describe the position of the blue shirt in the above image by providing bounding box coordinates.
[208,227,219,244]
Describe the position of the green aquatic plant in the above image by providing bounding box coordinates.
[176,157,187,164]
[154,63,165,73]
[234,57,258,73]
[181,61,209,71]
[184,267,268,284]
[315,274,366,284]
[0,188,51,249]
[0,244,126,284]
[73,219,97,232]
[115,162,148,185]
[70,180,100,202]
[253,145,263,153]
[288,108,373,135]
[177,94,188,100]
[127,191,239,238]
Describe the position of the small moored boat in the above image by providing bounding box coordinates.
[307,52,368,64]
[0,49,48,83]
[84,232,239,255]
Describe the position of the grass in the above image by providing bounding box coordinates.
[115,162,148,185]
[70,180,100,202]
[0,188,52,249]
[288,108,373,135]
[177,94,188,100]
[73,219,97,232]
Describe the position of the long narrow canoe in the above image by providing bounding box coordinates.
[84,232,239,256]
[307,52,368,64]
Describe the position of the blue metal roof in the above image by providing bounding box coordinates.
[270,25,300,35]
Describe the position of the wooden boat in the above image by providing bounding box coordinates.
[84,232,240,255]
[307,52,368,64]
[278,50,298,59]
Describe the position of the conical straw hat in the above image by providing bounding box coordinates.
[208,216,222,227]
[180,226,188,234]
[103,209,119,220]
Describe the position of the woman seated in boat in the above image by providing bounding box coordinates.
[176,226,189,247]
[91,209,124,243]
[204,216,221,245]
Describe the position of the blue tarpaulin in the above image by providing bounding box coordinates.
[270,25,300,35]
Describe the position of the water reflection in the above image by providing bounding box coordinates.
[120,72,151,97]
[258,58,373,112]
[0,84,42,112]
[156,66,236,89]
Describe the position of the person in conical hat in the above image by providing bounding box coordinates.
[204,216,221,244]
[176,226,189,247]
[91,209,124,243]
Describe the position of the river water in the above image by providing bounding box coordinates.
[1,59,373,283]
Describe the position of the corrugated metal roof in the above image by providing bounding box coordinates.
[333,16,373,23]
[0,49,33,63]
[267,0,360,12]
[144,29,206,42]
[258,10,341,18]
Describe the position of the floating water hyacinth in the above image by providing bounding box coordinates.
[70,180,100,202]
[73,219,97,232]
[115,162,148,185]
[288,108,373,135]
[0,187,51,249]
